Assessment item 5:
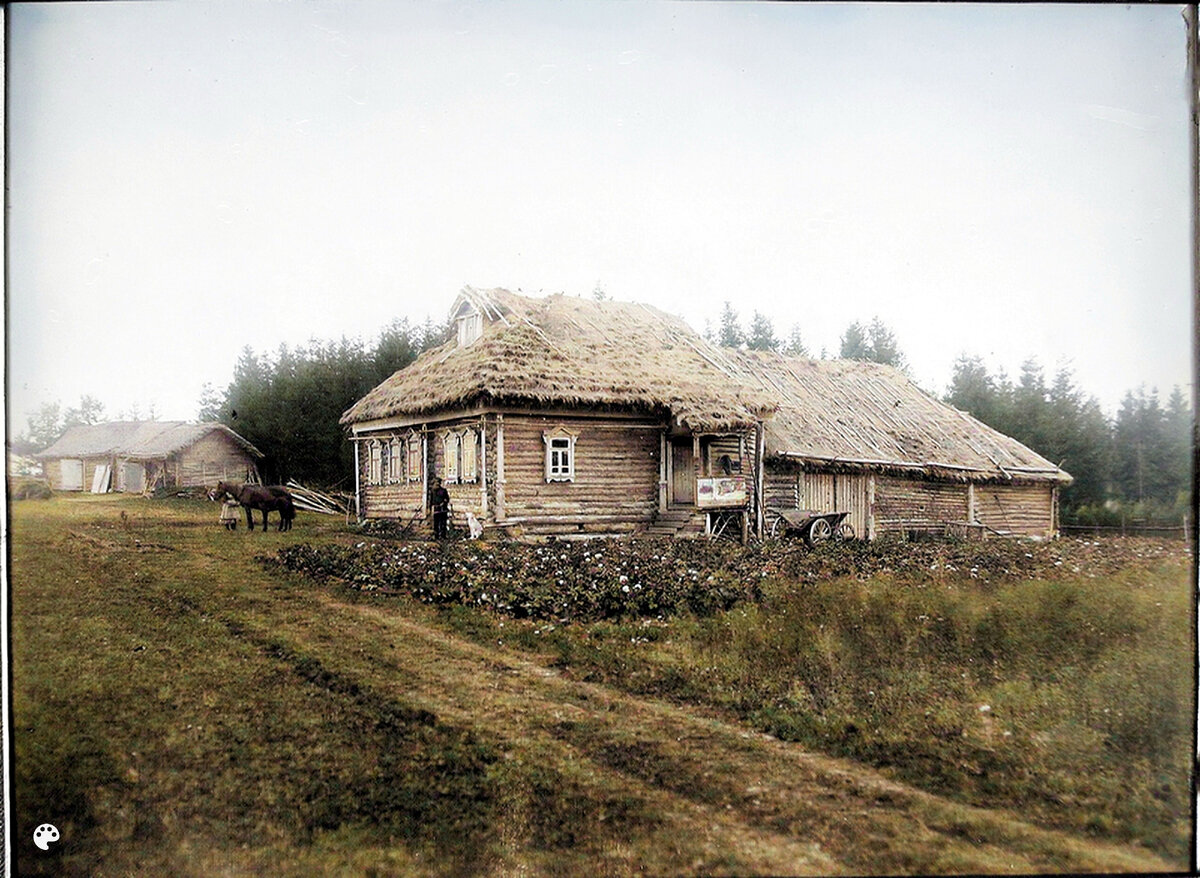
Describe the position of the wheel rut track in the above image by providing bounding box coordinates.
[245,586,1176,876]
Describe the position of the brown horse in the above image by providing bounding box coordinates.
[209,481,295,532]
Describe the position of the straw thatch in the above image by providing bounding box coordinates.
[341,287,777,431]
[344,288,1069,485]
[726,351,1071,484]
[35,421,263,460]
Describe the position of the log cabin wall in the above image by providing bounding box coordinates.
[763,471,799,512]
[762,466,871,539]
[429,417,488,525]
[174,432,258,488]
[797,472,871,538]
[974,483,1055,537]
[357,431,427,522]
[43,459,66,490]
[499,413,661,535]
[82,457,112,492]
[873,476,969,534]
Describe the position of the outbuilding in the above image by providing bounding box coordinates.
[35,421,263,494]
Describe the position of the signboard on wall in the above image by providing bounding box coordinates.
[696,476,747,508]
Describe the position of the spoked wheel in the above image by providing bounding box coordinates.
[835,522,855,540]
[768,514,786,540]
[805,517,832,546]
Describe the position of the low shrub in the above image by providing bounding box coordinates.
[266,539,761,623]
[10,478,53,500]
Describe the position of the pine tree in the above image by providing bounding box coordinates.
[839,321,871,360]
[866,318,906,370]
[783,324,808,357]
[746,312,780,351]
[718,302,744,348]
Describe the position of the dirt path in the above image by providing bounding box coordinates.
[243,586,1176,876]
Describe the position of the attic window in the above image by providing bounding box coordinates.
[543,426,577,483]
[457,309,483,347]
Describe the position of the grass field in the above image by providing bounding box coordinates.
[9,494,1194,876]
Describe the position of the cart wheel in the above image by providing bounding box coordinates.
[769,514,785,539]
[836,522,855,540]
[806,518,832,545]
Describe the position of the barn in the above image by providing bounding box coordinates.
[341,288,1070,541]
[35,421,263,494]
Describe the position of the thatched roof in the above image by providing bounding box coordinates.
[341,287,777,431]
[344,288,1069,484]
[726,352,1070,484]
[34,421,263,460]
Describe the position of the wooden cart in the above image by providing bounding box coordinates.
[767,509,855,545]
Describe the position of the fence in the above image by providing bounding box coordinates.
[1060,521,1192,541]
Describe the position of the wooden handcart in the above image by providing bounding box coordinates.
[767,509,855,545]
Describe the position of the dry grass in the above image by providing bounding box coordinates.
[10,494,1188,875]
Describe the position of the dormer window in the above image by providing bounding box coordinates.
[457,308,483,346]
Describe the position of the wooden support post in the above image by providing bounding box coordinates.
[495,414,506,522]
[867,475,876,541]
[659,429,668,513]
[479,415,489,517]
[755,421,765,539]
[353,438,362,521]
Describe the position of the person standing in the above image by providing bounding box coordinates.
[431,477,451,539]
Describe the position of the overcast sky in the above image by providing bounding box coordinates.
[7,1,1194,431]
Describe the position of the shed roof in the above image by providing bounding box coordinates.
[725,351,1070,483]
[34,421,263,460]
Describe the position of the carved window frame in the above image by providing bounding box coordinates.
[406,430,423,482]
[543,426,577,483]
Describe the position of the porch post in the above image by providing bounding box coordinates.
[495,414,506,522]
[353,438,362,521]
[479,415,489,517]
[755,421,765,539]
[658,429,668,513]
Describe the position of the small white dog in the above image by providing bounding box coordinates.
[465,511,484,539]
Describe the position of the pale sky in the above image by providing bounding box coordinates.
[7,1,1194,431]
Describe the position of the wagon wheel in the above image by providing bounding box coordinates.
[835,522,856,540]
[806,517,833,546]
[768,513,787,540]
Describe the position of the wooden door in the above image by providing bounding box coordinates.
[670,440,695,505]
[123,462,145,494]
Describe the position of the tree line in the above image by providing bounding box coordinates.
[714,301,1193,526]
[199,317,450,487]
[15,299,1193,526]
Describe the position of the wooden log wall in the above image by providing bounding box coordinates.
[974,483,1055,537]
[798,472,870,538]
[359,432,426,522]
[43,459,68,490]
[763,469,871,538]
[873,476,969,534]
[500,415,661,532]
[430,418,487,524]
[763,472,799,512]
[82,457,110,492]
[174,432,258,488]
